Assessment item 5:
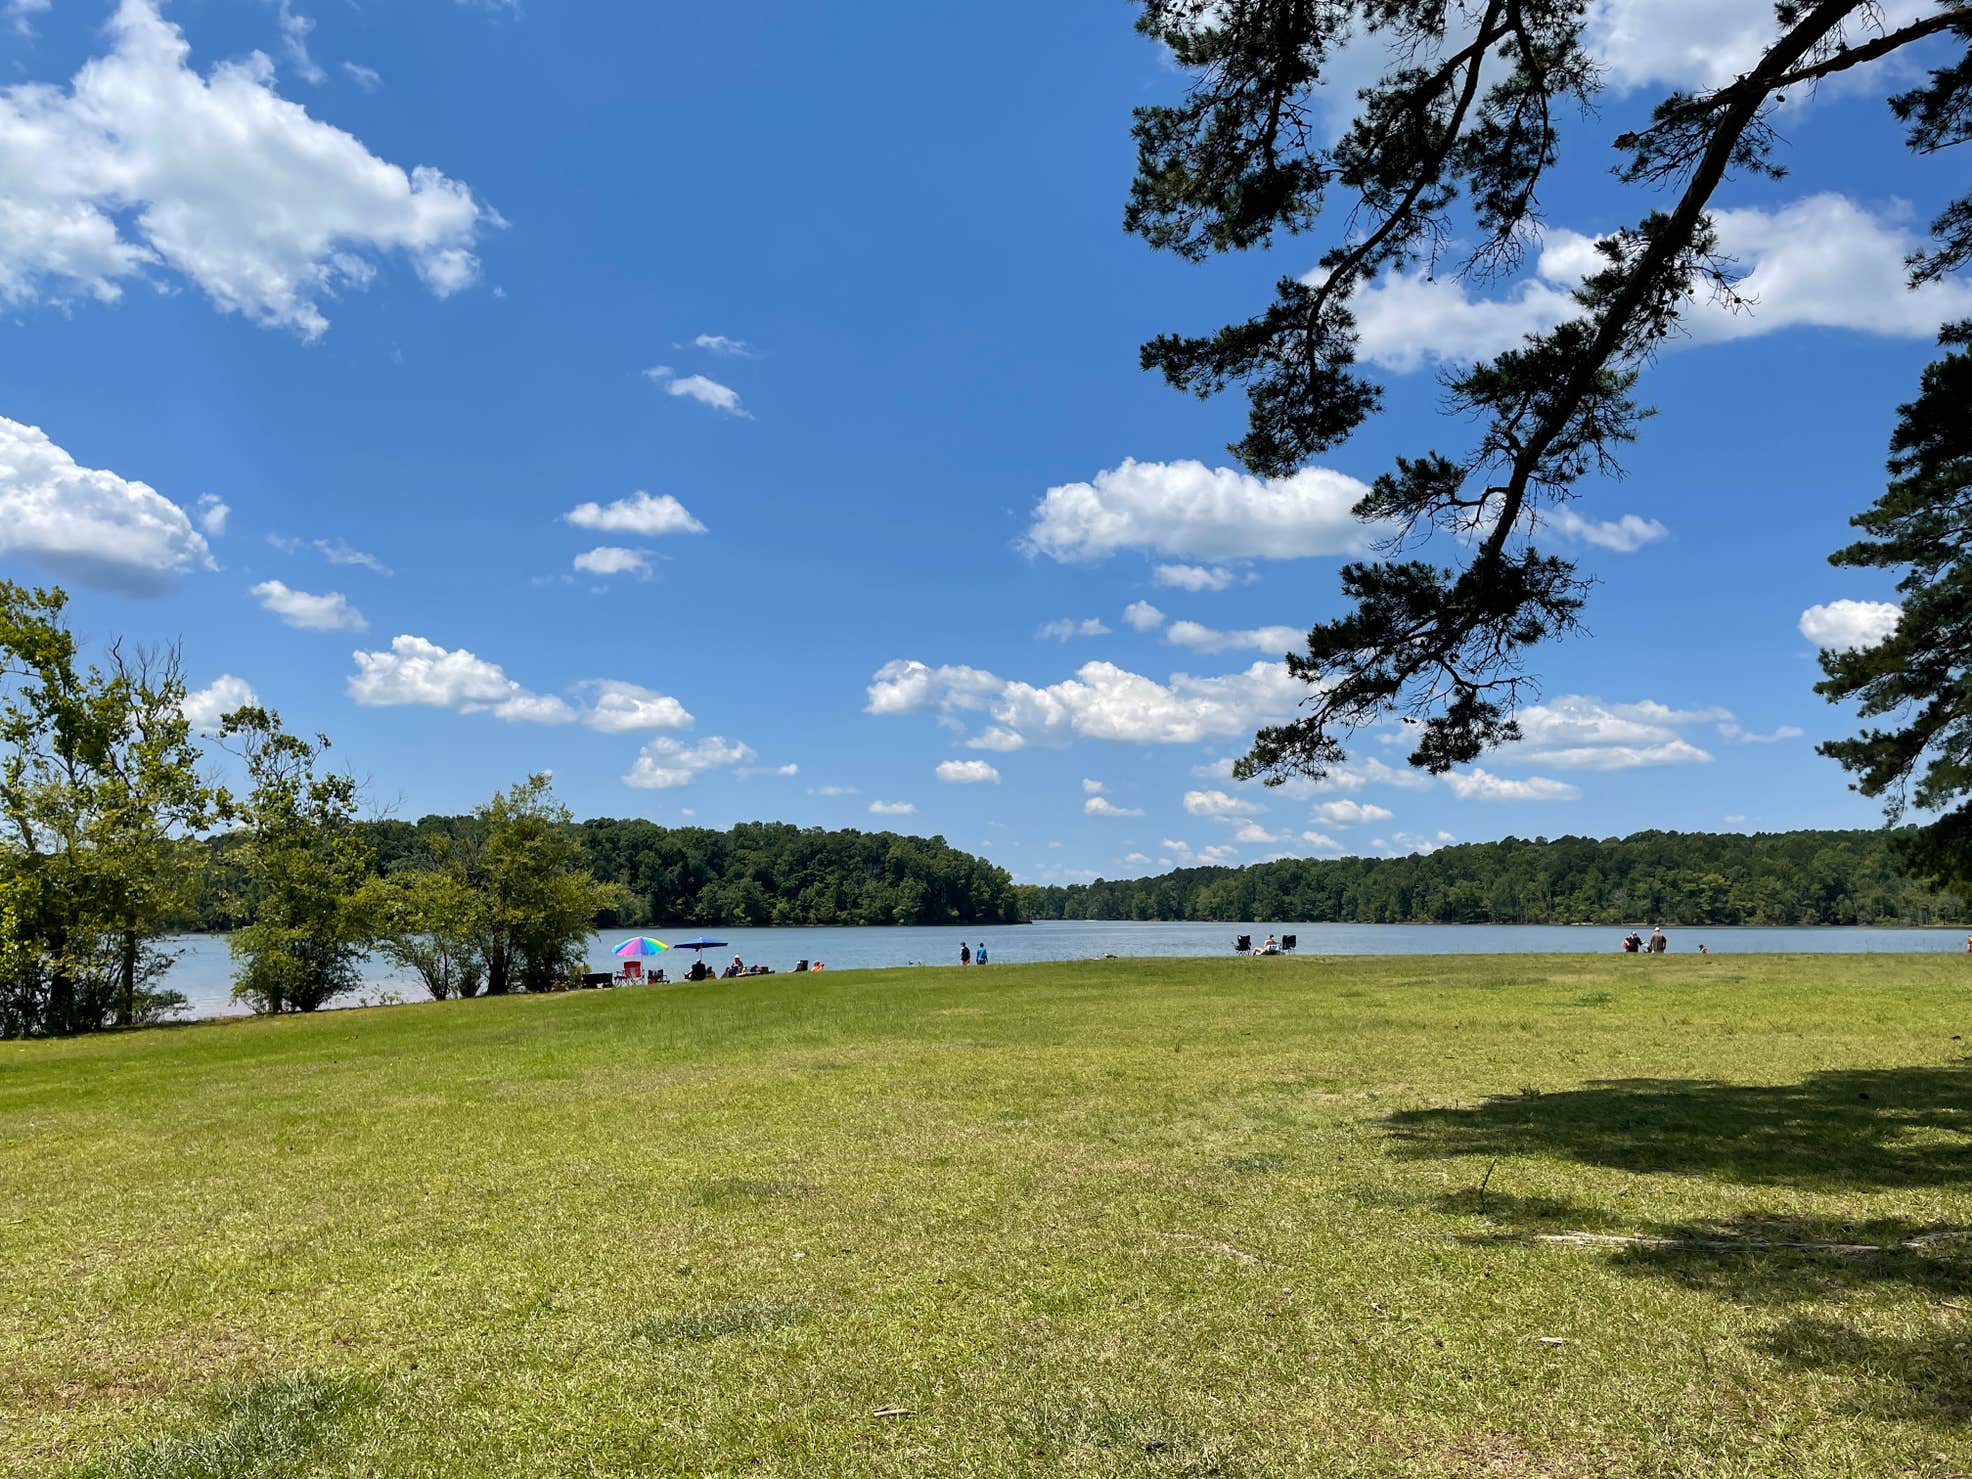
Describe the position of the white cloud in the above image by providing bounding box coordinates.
[250,579,365,631]
[1548,508,1668,553]
[810,784,859,797]
[1312,799,1393,825]
[1197,844,1240,866]
[1123,851,1151,865]
[180,674,256,734]
[1230,820,1282,844]
[690,333,755,357]
[274,0,325,85]
[1353,195,1972,372]
[348,634,577,723]
[1081,778,1105,794]
[1166,619,1302,655]
[1305,756,1437,793]
[194,493,230,536]
[1300,830,1344,852]
[0,0,488,337]
[572,546,650,578]
[1483,695,1726,771]
[1718,720,1805,744]
[1525,739,1713,771]
[1123,600,1165,631]
[1583,0,1935,94]
[936,759,1000,784]
[966,727,1028,752]
[342,62,382,92]
[0,415,213,593]
[773,762,799,776]
[1038,617,1112,641]
[1085,795,1144,817]
[645,366,748,416]
[1026,458,1375,564]
[1800,599,1901,651]
[1184,788,1263,818]
[868,800,916,816]
[622,735,755,790]
[7,0,52,38]
[579,679,692,733]
[1383,830,1457,856]
[564,490,705,538]
[314,538,390,575]
[1441,767,1582,801]
[1154,563,1238,592]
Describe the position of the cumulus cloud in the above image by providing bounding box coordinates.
[348,635,577,723]
[1312,799,1393,825]
[622,735,754,789]
[1123,600,1165,632]
[1718,720,1806,744]
[572,546,650,578]
[1301,830,1345,852]
[314,538,390,575]
[868,800,916,816]
[868,656,1306,749]
[1038,617,1111,641]
[564,491,706,538]
[180,674,256,734]
[250,579,365,631]
[579,679,692,733]
[1548,508,1668,553]
[1082,778,1106,794]
[1583,0,1936,94]
[1184,788,1263,818]
[1085,795,1144,817]
[690,333,755,357]
[0,0,489,337]
[1494,695,1724,769]
[0,415,213,593]
[645,366,748,416]
[1440,768,1582,801]
[1026,458,1375,564]
[1154,563,1239,592]
[195,494,230,536]
[1353,194,1972,372]
[1166,619,1302,655]
[1800,599,1902,652]
[936,759,1001,784]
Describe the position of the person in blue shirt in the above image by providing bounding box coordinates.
[975,942,989,965]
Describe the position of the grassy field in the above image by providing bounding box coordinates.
[2,953,1968,1477]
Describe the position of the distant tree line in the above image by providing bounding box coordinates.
[1015,831,1964,928]
[184,818,1023,933]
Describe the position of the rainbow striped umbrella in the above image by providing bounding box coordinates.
[613,936,669,957]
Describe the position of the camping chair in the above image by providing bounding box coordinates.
[620,959,643,983]
[1235,934,1252,954]
[1281,935,1297,953]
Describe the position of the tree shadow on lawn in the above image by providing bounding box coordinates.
[1385,1065,1972,1191]
[1392,1068,1972,1426]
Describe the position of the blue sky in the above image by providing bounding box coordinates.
[0,0,1963,884]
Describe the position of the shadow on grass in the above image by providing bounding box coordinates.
[65,1373,376,1479]
[1386,1066,1972,1191]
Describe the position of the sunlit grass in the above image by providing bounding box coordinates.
[3,953,1968,1476]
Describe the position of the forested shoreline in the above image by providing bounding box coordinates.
[176,818,1023,934]
[1013,830,1964,928]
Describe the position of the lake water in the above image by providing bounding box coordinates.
[159,920,1966,1021]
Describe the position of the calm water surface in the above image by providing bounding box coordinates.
[160,920,1965,1021]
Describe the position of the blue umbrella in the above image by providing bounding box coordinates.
[670,937,729,953]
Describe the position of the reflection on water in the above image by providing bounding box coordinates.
[158,919,1963,1021]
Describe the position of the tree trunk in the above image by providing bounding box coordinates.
[116,931,137,1028]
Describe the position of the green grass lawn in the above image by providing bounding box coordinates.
[2,954,1968,1477]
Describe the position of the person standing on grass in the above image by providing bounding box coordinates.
[976,941,988,965]
[1649,925,1668,953]
[960,940,971,967]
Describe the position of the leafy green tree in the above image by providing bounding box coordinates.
[467,775,618,995]
[0,585,216,1036]
[360,857,486,1001]
[221,709,373,1015]
[1816,322,1972,894]
[1125,1,1971,781]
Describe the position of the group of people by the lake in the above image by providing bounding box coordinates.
[1623,926,1670,954]
[958,940,991,966]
